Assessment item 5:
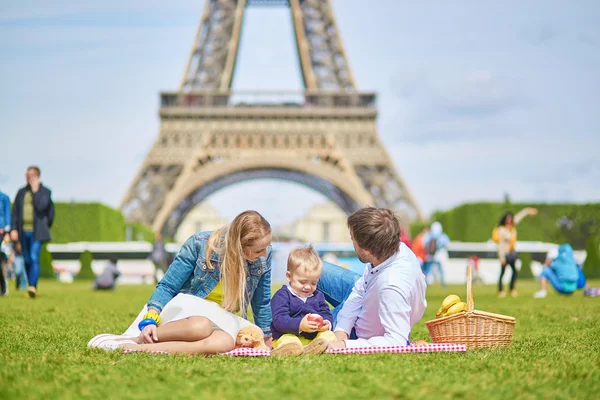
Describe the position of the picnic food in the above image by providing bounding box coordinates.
[307,314,324,329]
[426,265,516,348]
[436,294,461,318]
[443,301,468,317]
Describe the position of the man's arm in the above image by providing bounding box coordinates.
[343,287,412,348]
[317,292,334,330]
[333,274,366,336]
[48,195,55,227]
[32,187,52,213]
[11,191,21,232]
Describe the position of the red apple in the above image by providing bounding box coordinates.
[307,314,324,329]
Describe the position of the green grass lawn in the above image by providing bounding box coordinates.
[1,279,599,399]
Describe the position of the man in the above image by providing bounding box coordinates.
[11,166,54,298]
[318,207,427,348]
[0,189,11,296]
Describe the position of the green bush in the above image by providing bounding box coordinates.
[518,252,533,280]
[49,202,156,243]
[50,202,125,243]
[129,222,156,242]
[411,202,600,249]
[39,244,54,279]
[583,238,600,279]
[76,251,95,281]
[409,222,429,238]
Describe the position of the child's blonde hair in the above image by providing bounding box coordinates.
[287,246,322,273]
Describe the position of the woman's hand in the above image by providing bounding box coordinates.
[139,324,158,344]
[299,315,320,333]
[526,207,538,216]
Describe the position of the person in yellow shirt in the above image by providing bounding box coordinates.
[492,207,537,297]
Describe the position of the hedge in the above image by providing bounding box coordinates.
[40,202,155,275]
[583,238,600,279]
[411,202,600,250]
[76,251,95,281]
[39,244,54,279]
[49,202,155,244]
[518,252,533,280]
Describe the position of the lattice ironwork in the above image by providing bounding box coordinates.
[121,0,422,235]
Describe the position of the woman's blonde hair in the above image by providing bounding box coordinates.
[206,210,271,313]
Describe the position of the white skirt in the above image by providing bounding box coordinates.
[122,293,257,341]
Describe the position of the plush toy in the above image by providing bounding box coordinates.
[235,326,269,350]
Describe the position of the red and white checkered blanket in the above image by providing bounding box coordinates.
[123,343,466,357]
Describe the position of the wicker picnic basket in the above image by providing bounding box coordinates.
[425,265,516,349]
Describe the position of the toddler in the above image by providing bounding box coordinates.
[270,246,335,356]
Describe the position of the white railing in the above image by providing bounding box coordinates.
[47,241,587,285]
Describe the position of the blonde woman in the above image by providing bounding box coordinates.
[90,210,273,355]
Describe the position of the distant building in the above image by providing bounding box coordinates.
[174,202,227,243]
[278,201,350,243]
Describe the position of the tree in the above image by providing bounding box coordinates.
[76,251,95,280]
[518,252,533,280]
[39,244,55,279]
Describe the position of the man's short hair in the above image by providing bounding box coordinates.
[27,166,41,176]
[287,246,322,273]
[348,207,401,261]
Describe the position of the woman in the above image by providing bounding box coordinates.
[492,207,537,297]
[90,210,273,355]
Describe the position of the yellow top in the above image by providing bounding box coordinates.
[23,191,34,232]
[205,281,223,305]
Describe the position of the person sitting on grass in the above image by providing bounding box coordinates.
[534,244,586,298]
[89,210,273,355]
[93,256,121,290]
[270,246,335,356]
[319,207,428,349]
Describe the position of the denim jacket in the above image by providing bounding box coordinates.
[147,231,273,336]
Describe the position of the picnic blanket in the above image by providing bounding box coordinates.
[122,343,466,356]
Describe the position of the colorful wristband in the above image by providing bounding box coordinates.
[138,318,158,331]
[143,311,161,326]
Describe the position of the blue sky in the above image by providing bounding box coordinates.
[1,0,599,227]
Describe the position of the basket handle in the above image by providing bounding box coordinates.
[466,264,474,312]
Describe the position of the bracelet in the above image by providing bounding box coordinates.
[138,318,158,331]
[143,311,161,326]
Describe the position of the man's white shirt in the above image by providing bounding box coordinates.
[334,243,427,347]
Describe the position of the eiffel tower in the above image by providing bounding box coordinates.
[121,0,422,238]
